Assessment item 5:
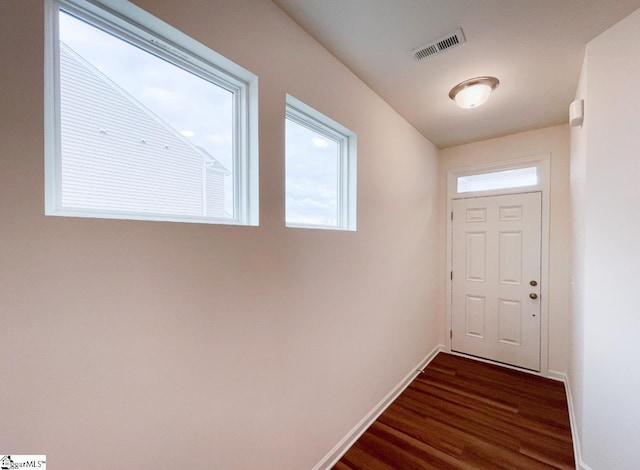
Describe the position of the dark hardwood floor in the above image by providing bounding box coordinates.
[333,353,575,469]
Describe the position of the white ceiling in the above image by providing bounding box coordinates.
[272,0,640,148]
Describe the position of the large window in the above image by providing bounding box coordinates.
[285,95,356,230]
[45,0,258,225]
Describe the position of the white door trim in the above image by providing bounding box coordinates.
[445,153,551,377]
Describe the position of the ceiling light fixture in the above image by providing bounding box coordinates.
[449,76,499,109]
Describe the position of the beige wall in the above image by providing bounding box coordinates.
[0,1,440,468]
[439,124,571,374]
[569,8,640,469]
[568,56,588,459]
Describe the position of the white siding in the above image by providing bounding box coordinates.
[205,169,225,217]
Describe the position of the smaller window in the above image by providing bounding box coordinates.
[457,166,537,194]
[285,95,356,230]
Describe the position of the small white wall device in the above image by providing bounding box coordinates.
[569,99,584,127]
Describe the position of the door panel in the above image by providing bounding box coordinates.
[466,232,487,282]
[465,295,486,338]
[498,299,522,345]
[499,231,522,284]
[451,192,541,371]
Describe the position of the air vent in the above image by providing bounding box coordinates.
[411,28,466,61]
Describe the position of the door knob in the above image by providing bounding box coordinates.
[529,293,538,299]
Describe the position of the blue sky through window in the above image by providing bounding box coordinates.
[285,118,339,226]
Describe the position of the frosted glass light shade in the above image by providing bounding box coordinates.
[454,84,492,108]
[449,76,499,109]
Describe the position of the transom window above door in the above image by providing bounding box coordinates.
[457,166,538,194]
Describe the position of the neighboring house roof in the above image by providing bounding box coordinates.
[59,41,229,217]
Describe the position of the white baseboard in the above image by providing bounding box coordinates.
[313,344,444,470]
[547,370,592,470]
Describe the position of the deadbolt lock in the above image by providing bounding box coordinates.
[530,280,538,286]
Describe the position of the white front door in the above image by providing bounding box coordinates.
[451,192,541,371]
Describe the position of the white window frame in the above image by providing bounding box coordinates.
[44,0,259,225]
[285,95,357,231]
[445,154,551,377]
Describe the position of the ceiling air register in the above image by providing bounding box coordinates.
[411,28,466,61]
